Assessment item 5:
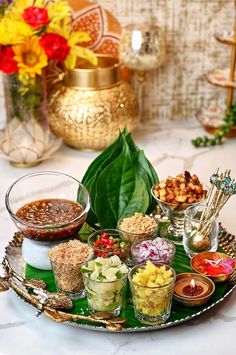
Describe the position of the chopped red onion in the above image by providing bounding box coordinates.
[132,237,175,265]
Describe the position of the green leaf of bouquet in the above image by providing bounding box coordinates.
[94,140,149,228]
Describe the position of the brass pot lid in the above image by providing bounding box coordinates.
[65,56,121,89]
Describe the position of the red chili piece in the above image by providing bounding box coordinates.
[93,233,128,259]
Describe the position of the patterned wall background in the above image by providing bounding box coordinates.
[0,0,234,122]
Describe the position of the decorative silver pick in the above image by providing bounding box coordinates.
[189,169,236,253]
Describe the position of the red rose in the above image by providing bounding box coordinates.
[39,33,70,62]
[0,46,18,74]
[23,6,49,29]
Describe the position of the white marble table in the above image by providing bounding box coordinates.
[0,119,236,355]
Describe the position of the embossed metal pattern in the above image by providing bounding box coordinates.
[48,81,139,150]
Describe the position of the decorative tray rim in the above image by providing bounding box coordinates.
[1,224,236,333]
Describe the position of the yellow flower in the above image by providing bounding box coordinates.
[13,37,48,79]
[47,0,70,24]
[0,16,35,45]
[48,19,98,69]
[65,33,98,69]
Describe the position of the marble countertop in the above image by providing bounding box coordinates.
[0,118,236,355]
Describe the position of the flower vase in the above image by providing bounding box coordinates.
[0,73,62,167]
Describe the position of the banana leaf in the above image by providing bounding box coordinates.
[25,227,229,330]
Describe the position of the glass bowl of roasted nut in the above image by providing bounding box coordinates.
[151,172,207,244]
[117,212,158,244]
[5,171,90,242]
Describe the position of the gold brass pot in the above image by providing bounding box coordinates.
[47,56,139,150]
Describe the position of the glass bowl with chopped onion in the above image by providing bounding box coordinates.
[131,237,176,266]
[117,212,158,244]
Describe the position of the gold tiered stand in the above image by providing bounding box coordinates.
[196,0,236,136]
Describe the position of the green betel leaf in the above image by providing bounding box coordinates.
[81,128,159,229]
[94,140,150,228]
[82,131,122,187]
[89,133,126,210]
[82,131,125,226]
[133,150,159,213]
[125,130,140,153]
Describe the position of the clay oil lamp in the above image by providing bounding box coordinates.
[191,251,236,283]
[174,273,215,307]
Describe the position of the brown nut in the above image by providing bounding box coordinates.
[166,193,175,203]
[175,195,187,203]
[160,196,166,202]
[159,188,167,197]
[195,185,203,194]
[153,172,206,206]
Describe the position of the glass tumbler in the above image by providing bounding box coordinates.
[129,264,175,325]
[82,273,128,316]
[48,240,94,300]
[183,204,218,258]
[49,258,87,300]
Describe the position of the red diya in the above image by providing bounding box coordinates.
[191,251,236,283]
[174,273,215,307]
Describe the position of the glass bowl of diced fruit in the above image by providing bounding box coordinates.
[151,171,207,244]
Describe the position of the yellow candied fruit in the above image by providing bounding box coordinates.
[147,280,157,287]
[131,261,174,319]
[132,260,173,287]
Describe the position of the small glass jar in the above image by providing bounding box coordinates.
[48,240,93,300]
[82,272,128,316]
[129,263,175,325]
[183,204,218,258]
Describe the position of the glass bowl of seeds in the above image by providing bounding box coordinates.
[5,171,90,242]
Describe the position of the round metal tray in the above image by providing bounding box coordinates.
[1,225,236,332]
